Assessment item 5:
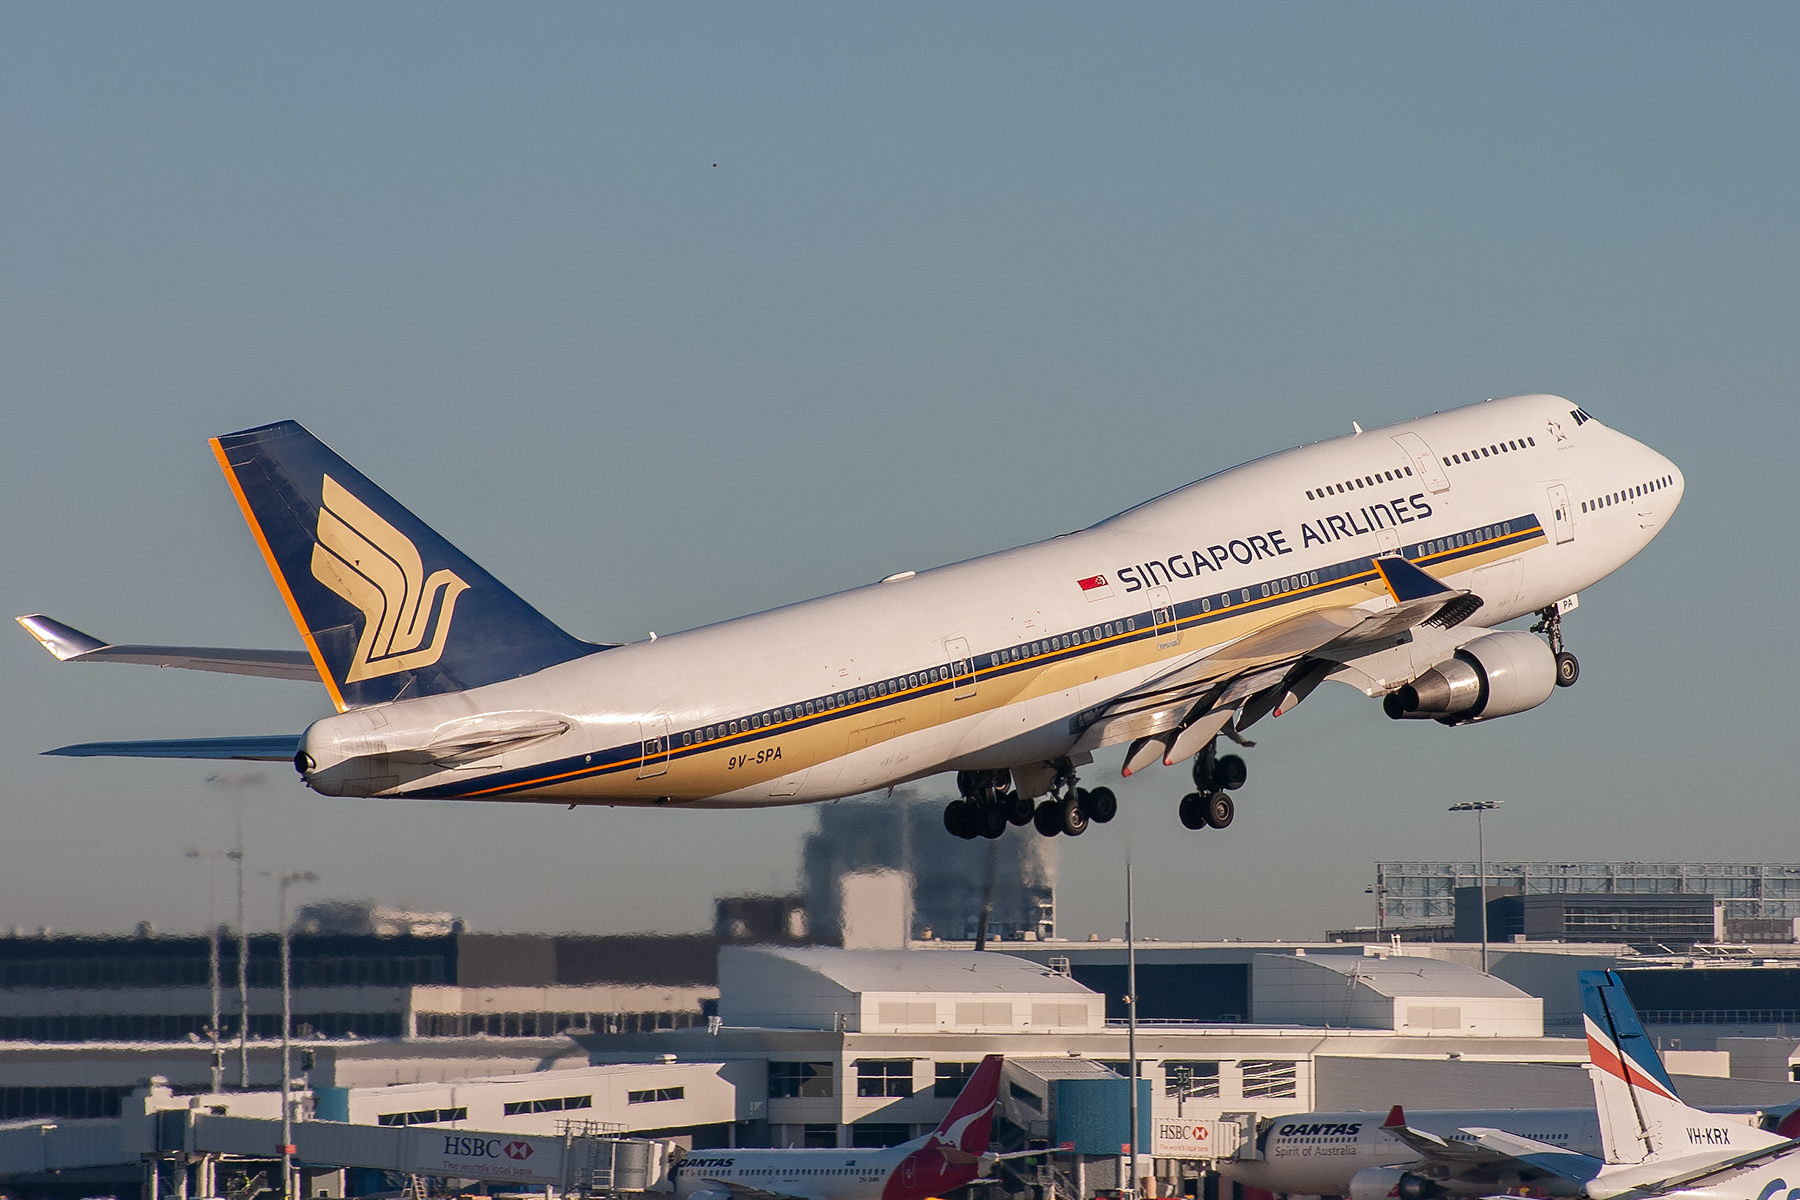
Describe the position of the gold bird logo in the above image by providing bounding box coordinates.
[310,474,469,682]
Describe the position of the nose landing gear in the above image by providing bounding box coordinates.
[1532,603,1580,687]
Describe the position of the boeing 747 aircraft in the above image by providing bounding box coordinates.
[21,393,1682,838]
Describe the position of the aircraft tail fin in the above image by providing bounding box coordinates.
[211,421,603,711]
[1580,969,1784,1166]
[931,1055,1002,1153]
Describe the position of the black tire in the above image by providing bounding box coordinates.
[1555,651,1580,688]
[977,801,1008,839]
[1059,794,1089,837]
[1211,754,1247,791]
[955,770,979,800]
[1204,791,1235,830]
[1033,799,1063,837]
[1178,792,1207,830]
[944,801,977,840]
[1083,786,1118,824]
[1006,791,1035,826]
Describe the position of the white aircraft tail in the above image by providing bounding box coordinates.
[1580,970,1784,1167]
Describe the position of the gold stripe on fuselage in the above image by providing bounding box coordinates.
[466,525,1547,805]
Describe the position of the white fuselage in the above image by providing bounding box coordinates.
[299,394,1683,805]
[671,1143,912,1200]
[1220,1108,1603,1195]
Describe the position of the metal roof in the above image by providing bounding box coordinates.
[1266,952,1531,999]
[733,946,1096,995]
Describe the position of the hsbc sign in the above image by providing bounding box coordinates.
[428,1133,557,1183]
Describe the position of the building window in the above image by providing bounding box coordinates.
[934,1062,976,1098]
[378,1107,467,1126]
[1163,1062,1221,1100]
[502,1095,593,1116]
[1241,1060,1298,1099]
[770,1061,834,1098]
[857,1060,914,1098]
[802,1123,838,1148]
[627,1088,684,1104]
[851,1123,912,1148]
[1099,1061,1149,1077]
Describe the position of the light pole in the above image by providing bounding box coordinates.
[1448,801,1502,972]
[266,869,317,1200]
[184,848,227,1094]
[1125,858,1139,1200]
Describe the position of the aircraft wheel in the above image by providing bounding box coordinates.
[1204,791,1235,830]
[977,800,1009,839]
[1081,786,1118,824]
[1006,791,1035,826]
[1178,792,1207,830]
[1059,794,1089,837]
[1555,651,1580,688]
[1212,754,1247,791]
[944,801,977,840]
[1033,800,1063,837]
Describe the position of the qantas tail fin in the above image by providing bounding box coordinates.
[1580,970,1784,1166]
[930,1055,1002,1153]
[211,421,603,711]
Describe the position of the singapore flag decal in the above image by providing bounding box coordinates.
[1077,574,1114,601]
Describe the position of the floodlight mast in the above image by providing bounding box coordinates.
[1448,801,1503,971]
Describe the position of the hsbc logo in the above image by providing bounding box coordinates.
[442,1135,538,1161]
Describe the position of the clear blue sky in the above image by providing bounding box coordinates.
[2,3,1795,940]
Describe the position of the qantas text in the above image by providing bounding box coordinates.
[1116,494,1434,593]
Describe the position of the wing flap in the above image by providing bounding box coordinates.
[45,736,302,761]
[18,615,318,682]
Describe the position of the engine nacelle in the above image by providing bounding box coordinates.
[1383,631,1557,724]
[1349,1167,1445,1200]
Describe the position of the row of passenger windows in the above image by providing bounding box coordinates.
[1412,523,1512,558]
[989,620,1137,668]
[1307,465,1413,501]
[682,662,974,748]
[1583,474,1673,513]
[669,518,1525,761]
[1443,436,1535,466]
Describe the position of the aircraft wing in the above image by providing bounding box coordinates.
[1584,1138,1800,1200]
[18,615,318,682]
[44,736,302,761]
[1073,556,1481,763]
[688,1181,815,1200]
[1460,1128,1604,1184]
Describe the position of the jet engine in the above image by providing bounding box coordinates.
[1349,1167,1445,1200]
[1383,631,1556,724]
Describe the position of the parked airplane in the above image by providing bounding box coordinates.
[1218,1107,1604,1198]
[21,394,1682,838]
[669,1055,1002,1200]
[1278,975,1800,1200]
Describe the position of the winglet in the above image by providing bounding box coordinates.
[1373,556,1454,602]
[17,615,107,661]
[1384,1104,1406,1129]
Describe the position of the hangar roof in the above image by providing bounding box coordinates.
[735,945,1095,995]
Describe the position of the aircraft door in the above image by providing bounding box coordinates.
[946,636,976,699]
[1375,527,1401,556]
[1150,585,1181,648]
[1547,484,1575,544]
[1392,432,1451,494]
[637,714,670,779]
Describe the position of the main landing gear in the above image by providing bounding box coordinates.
[1531,604,1581,688]
[1179,742,1246,832]
[943,763,1116,840]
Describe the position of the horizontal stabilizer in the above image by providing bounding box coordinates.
[17,615,318,682]
[45,736,301,761]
